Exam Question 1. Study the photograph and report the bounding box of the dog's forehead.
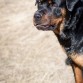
[36,0,65,6]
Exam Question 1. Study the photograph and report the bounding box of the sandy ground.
[0,0,75,83]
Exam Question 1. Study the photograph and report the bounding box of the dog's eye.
[53,8,62,17]
[39,8,47,15]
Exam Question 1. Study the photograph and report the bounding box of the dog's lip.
[35,24,49,29]
[35,24,49,27]
[36,24,49,28]
[35,24,57,30]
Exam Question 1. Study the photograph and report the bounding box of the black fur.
[56,0,83,55]
[35,0,83,55]
[34,0,83,81]
[34,0,83,65]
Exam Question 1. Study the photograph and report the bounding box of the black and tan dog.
[33,0,83,83]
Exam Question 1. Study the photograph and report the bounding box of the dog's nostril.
[34,13,42,20]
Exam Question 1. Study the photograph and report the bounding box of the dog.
[33,0,83,83]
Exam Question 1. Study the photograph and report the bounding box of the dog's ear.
[66,0,79,11]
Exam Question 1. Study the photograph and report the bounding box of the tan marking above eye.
[61,8,66,17]
[48,0,52,3]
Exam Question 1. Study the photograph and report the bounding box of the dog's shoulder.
[59,0,83,54]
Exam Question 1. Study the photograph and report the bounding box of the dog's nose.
[34,13,42,21]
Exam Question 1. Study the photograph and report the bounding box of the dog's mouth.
[35,24,57,31]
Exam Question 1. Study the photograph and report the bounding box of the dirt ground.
[0,0,75,83]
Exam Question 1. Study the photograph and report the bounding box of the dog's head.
[33,0,79,33]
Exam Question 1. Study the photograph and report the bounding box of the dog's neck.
[53,7,83,55]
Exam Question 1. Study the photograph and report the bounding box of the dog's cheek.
[51,17,63,25]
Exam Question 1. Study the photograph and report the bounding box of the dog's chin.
[35,25,57,31]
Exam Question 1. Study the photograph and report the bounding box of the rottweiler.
[33,0,83,83]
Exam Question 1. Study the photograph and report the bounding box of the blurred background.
[0,0,75,83]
